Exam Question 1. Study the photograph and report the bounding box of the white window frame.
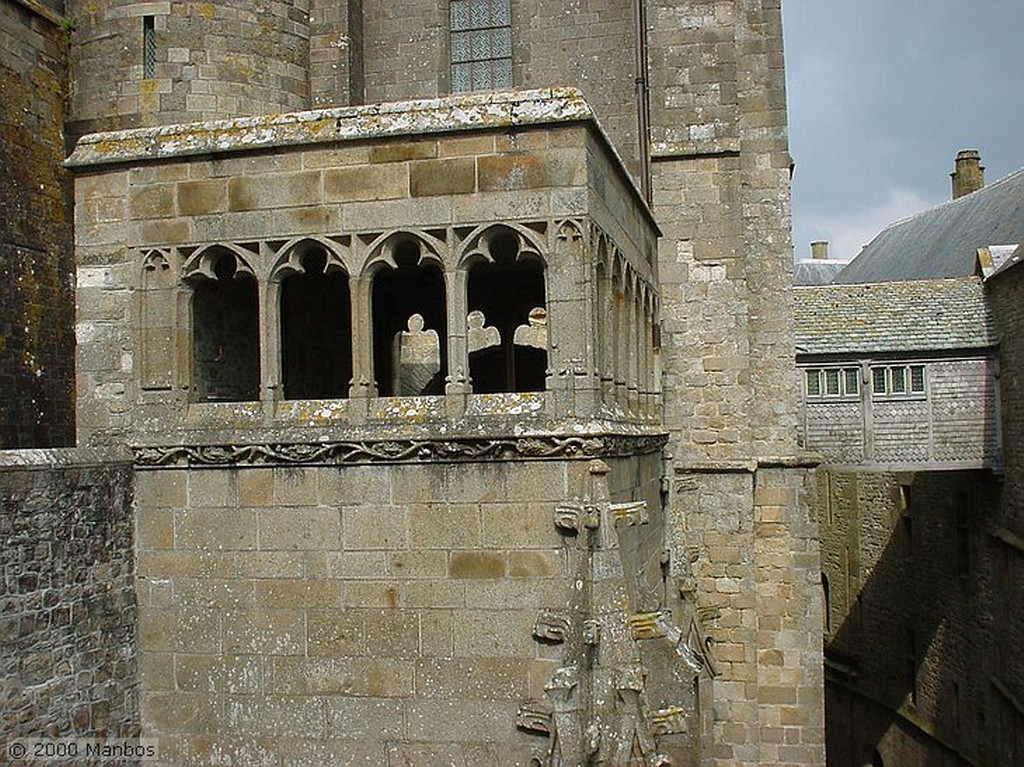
[805,366,860,400]
[870,363,927,399]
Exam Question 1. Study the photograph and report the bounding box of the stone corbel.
[627,611,669,641]
[554,501,600,534]
[516,699,554,734]
[650,706,688,736]
[533,610,572,643]
[610,500,648,527]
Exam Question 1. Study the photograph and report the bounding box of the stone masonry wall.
[816,469,1012,766]
[309,0,359,108]
[0,448,139,751]
[0,0,75,448]
[673,461,823,766]
[985,263,1024,765]
[990,264,1024,530]
[134,454,662,765]
[66,0,311,137]
[653,2,823,765]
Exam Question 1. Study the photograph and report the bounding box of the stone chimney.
[951,149,984,199]
[810,240,829,260]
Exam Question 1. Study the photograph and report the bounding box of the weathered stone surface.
[0,450,138,741]
[1,3,826,765]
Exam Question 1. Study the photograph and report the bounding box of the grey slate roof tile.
[834,167,1024,283]
[793,259,850,285]
[794,277,998,355]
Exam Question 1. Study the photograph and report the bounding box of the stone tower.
[61,1,822,764]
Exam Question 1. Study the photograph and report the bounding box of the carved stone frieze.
[133,433,668,468]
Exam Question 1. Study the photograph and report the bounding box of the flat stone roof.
[795,277,998,356]
[66,87,594,167]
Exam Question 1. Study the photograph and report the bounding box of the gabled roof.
[794,277,998,356]
[834,167,1024,283]
[980,243,1024,281]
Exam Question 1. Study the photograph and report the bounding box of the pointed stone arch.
[182,244,260,402]
[363,230,448,396]
[460,223,548,393]
[271,238,353,400]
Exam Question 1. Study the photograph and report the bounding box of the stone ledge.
[10,0,64,26]
[66,88,594,169]
[674,453,821,474]
[0,445,133,468]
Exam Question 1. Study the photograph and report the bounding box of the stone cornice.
[66,88,593,168]
[133,432,668,469]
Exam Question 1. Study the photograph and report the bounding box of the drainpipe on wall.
[633,0,652,204]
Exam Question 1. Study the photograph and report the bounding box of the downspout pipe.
[633,0,652,204]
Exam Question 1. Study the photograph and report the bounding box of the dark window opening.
[280,248,352,400]
[956,492,970,575]
[372,241,447,396]
[191,253,260,401]
[467,232,546,393]
[143,16,156,79]
[822,572,831,633]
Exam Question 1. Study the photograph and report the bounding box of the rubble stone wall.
[0,448,139,745]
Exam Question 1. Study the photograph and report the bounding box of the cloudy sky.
[782,1,1024,262]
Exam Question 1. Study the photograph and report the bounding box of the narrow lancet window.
[280,247,352,400]
[143,16,156,79]
[450,0,512,92]
[190,251,259,402]
[371,240,447,396]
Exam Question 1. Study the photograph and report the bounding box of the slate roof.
[793,259,850,286]
[834,167,1024,283]
[794,277,998,356]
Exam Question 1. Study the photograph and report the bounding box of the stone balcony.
[68,88,664,450]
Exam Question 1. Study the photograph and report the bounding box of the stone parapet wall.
[0,0,75,448]
[0,448,139,746]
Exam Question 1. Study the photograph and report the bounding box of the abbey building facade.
[2,2,823,765]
